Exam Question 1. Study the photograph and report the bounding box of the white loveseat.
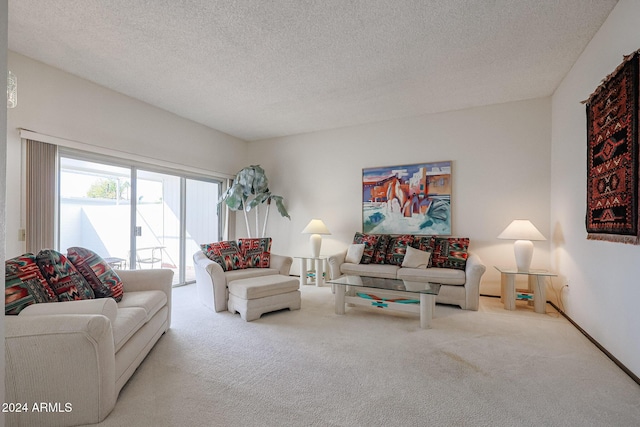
[4,268,173,426]
[193,250,293,312]
[328,250,486,310]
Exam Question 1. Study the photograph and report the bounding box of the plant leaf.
[271,195,290,219]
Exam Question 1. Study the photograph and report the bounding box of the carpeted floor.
[93,284,640,427]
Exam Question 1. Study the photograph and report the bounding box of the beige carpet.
[93,284,640,426]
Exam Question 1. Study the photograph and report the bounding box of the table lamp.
[497,219,546,272]
[302,219,331,258]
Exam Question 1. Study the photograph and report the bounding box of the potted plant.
[219,165,290,238]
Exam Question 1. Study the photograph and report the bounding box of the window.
[59,151,221,286]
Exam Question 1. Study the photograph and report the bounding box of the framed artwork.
[362,161,452,235]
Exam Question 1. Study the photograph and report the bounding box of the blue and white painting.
[362,161,452,235]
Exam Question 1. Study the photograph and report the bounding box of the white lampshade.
[498,220,545,272]
[302,219,331,258]
[497,220,546,241]
[301,219,331,235]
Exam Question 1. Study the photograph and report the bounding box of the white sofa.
[328,251,486,310]
[4,268,173,426]
[193,250,293,312]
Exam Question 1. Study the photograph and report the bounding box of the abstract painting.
[362,161,452,235]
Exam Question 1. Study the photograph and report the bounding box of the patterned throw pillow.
[201,241,245,271]
[385,234,415,265]
[430,237,470,270]
[371,235,391,264]
[5,253,58,315]
[412,235,435,252]
[238,238,272,268]
[66,247,124,302]
[353,232,379,264]
[36,249,95,301]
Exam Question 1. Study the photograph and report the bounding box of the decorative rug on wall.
[584,49,640,244]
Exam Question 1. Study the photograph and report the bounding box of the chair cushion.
[238,238,272,268]
[224,268,279,282]
[66,247,124,302]
[201,241,244,271]
[228,275,299,300]
[5,253,57,315]
[36,249,95,301]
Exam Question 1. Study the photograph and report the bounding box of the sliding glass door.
[58,152,221,286]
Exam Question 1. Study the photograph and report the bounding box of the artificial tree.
[219,165,290,238]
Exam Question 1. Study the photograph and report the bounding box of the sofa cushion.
[385,234,415,265]
[345,244,365,264]
[397,266,466,285]
[67,247,124,302]
[412,235,435,252]
[340,262,399,279]
[431,237,470,270]
[36,249,95,301]
[5,253,58,315]
[19,298,119,324]
[353,232,379,264]
[371,235,391,264]
[201,241,245,271]
[112,307,147,352]
[238,238,272,268]
[228,275,299,300]
[117,290,167,322]
[402,246,431,269]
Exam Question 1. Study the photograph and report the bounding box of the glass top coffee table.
[326,275,441,329]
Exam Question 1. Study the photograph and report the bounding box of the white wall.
[551,0,640,377]
[5,51,248,258]
[249,97,552,294]
[1,1,8,424]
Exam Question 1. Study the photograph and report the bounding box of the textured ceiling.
[8,1,618,141]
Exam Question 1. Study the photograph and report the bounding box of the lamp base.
[514,239,534,272]
[310,234,322,258]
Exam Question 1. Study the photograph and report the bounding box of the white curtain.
[25,139,57,252]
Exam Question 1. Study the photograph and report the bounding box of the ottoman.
[227,275,301,321]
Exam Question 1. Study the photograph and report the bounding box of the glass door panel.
[135,169,181,285]
[185,179,220,283]
[59,158,131,268]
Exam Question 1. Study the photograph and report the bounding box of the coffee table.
[327,275,441,329]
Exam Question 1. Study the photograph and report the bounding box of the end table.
[494,266,557,314]
[294,256,327,287]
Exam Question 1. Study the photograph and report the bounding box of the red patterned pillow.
[66,247,124,302]
[36,249,95,301]
[431,237,470,270]
[5,253,58,315]
[238,238,272,268]
[353,233,379,264]
[385,234,415,265]
[201,241,245,271]
[412,235,435,252]
[371,235,391,264]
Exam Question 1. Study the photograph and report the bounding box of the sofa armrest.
[5,315,117,425]
[19,298,118,324]
[327,250,347,280]
[270,253,293,276]
[115,268,173,327]
[464,252,487,311]
[193,251,228,312]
